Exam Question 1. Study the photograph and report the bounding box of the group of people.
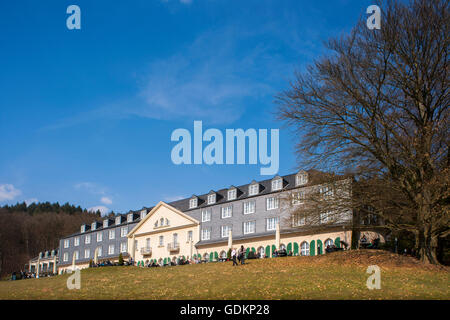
[231,245,248,266]
[10,270,55,280]
[360,234,380,249]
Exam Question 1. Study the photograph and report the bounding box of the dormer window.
[189,197,198,209]
[127,214,133,223]
[165,218,170,226]
[140,210,147,220]
[272,178,282,191]
[207,193,216,205]
[227,188,237,201]
[249,183,259,196]
[91,222,97,231]
[296,172,308,186]
[160,218,164,226]
[103,220,109,228]
[80,225,86,233]
[115,216,121,225]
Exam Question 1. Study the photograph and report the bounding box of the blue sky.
[0,0,373,214]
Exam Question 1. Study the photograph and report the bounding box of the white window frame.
[64,239,69,248]
[294,215,306,226]
[97,246,102,257]
[266,217,279,231]
[221,225,231,238]
[201,209,211,222]
[189,198,197,209]
[243,221,256,234]
[74,237,80,247]
[301,242,310,256]
[103,220,109,228]
[207,193,216,205]
[221,205,232,218]
[84,249,90,259]
[121,227,127,237]
[249,184,259,196]
[201,228,211,241]
[63,252,68,262]
[187,230,193,241]
[320,211,331,224]
[97,232,102,242]
[159,235,164,246]
[296,174,308,186]
[243,201,255,214]
[127,214,133,223]
[74,250,79,260]
[227,189,237,201]
[272,179,282,191]
[266,197,279,210]
[115,216,121,225]
[292,191,306,205]
[140,210,147,220]
[108,244,115,255]
[85,234,91,244]
[120,242,127,253]
[109,229,115,240]
[91,222,97,231]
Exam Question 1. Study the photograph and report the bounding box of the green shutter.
[163,258,167,265]
[271,245,276,257]
[335,237,341,248]
[209,252,213,262]
[265,245,270,257]
[310,240,315,256]
[287,243,292,252]
[214,252,218,260]
[245,248,250,258]
[293,242,299,255]
[317,240,323,255]
[251,247,256,253]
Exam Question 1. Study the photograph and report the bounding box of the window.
[173,233,178,244]
[243,201,255,214]
[80,225,86,233]
[266,217,279,231]
[272,179,282,191]
[121,227,127,237]
[140,210,147,220]
[249,184,259,196]
[201,209,211,222]
[325,239,334,248]
[97,246,102,257]
[135,240,138,251]
[74,250,79,260]
[227,189,237,201]
[243,221,256,234]
[266,197,279,210]
[109,229,115,240]
[189,198,197,209]
[221,225,231,238]
[159,236,164,246]
[74,237,80,247]
[115,216,121,225]
[294,215,305,226]
[201,228,210,241]
[63,252,68,262]
[84,249,90,259]
[319,186,333,199]
[221,205,232,218]
[103,220,109,228]
[108,244,115,255]
[207,193,216,204]
[91,222,97,231]
[85,234,91,244]
[64,239,70,248]
[127,214,133,223]
[97,232,102,242]
[320,211,332,224]
[296,173,308,186]
[292,191,306,205]
[301,241,310,256]
[187,230,193,241]
[145,238,150,248]
[120,242,127,253]
[165,218,170,226]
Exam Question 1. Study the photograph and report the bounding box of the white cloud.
[101,196,113,205]
[25,198,38,206]
[0,184,22,202]
[88,206,111,216]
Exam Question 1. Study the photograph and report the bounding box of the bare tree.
[276,0,449,264]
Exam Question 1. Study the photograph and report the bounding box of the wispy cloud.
[88,205,111,216]
[0,184,22,202]
[101,196,113,205]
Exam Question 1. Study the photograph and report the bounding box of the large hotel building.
[28,170,384,273]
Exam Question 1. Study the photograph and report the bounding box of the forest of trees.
[0,202,101,277]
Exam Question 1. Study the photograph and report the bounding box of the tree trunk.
[418,227,439,264]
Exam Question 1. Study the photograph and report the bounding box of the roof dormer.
[207,191,216,205]
[295,170,308,186]
[127,212,135,223]
[140,209,147,220]
[80,224,87,233]
[91,221,101,231]
[248,180,260,196]
[115,215,125,225]
[271,176,283,191]
[227,186,237,201]
[189,196,198,209]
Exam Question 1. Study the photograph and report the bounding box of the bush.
[227,248,231,260]
[118,253,124,266]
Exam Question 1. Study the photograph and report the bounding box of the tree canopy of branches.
[0,202,100,276]
[276,0,449,264]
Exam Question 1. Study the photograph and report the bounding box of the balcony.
[167,242,180,252]
[140,247,152,256]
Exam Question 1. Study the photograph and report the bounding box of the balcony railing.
[140,247,152,255]
[167,242,180,252]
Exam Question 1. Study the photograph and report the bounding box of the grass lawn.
[0,250,448,300]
